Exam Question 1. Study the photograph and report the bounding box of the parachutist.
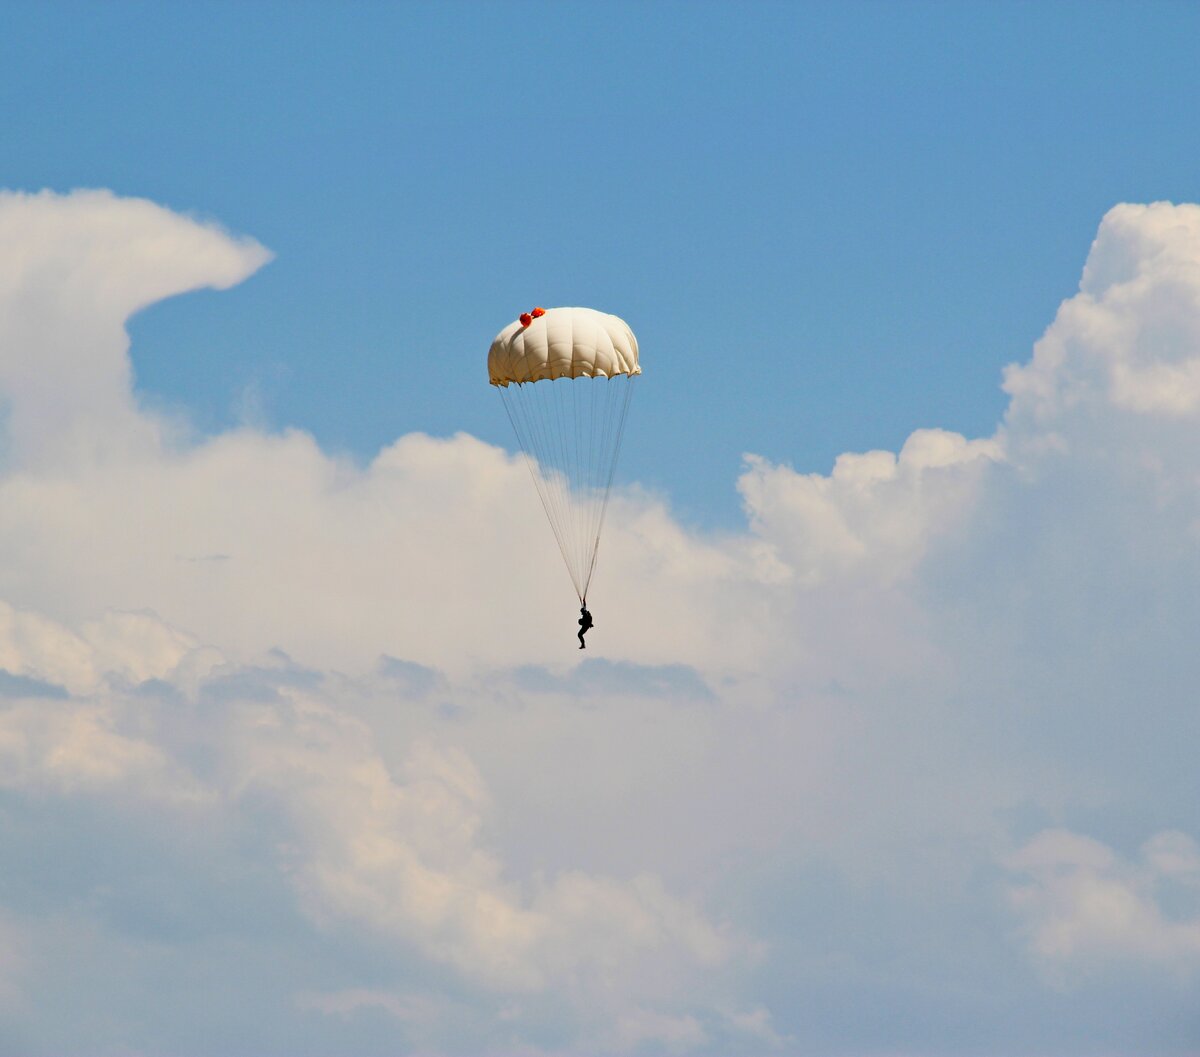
[577,605,593,649]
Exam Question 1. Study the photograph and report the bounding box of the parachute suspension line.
[572,377,586,581]
[501,379,585,599]
[582,374,615,601]
[551,379,578,591]
[581,374,635,601]
[541,382,577,593]
[499,386,577,592]
[497,373,636,604]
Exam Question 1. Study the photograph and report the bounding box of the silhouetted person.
[577,605,593,649]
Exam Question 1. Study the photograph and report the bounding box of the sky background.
[7,0,1200,525]
[2,3,1200,1055]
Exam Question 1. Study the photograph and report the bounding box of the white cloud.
[0,189,270,470]
[0,589,746,1047]
[217,685,749,999]
[720,1005,790,1049]
[0,599,210,799]
[2,190,1200,1054]
[1004,201,1200,426]
[738,427,1002,586]
[1006,829,1200,979]
[609,1007,708,1052]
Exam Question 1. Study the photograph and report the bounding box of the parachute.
[489,306,640,602]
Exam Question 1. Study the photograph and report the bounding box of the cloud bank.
[0,190,1198,1055]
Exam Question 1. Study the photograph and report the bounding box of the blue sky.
[6,1,1200,523]
[3,5,1200,1056]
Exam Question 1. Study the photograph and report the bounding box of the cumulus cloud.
[1005,202,1200,423]
[1007,829,1200,979]
[228,690,747,997]
[2,190,1200,1055]
[738,427,1002,586]
[0,601,754,1051]
[0,189,271,470]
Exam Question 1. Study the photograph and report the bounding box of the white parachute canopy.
[489,306,640,602]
